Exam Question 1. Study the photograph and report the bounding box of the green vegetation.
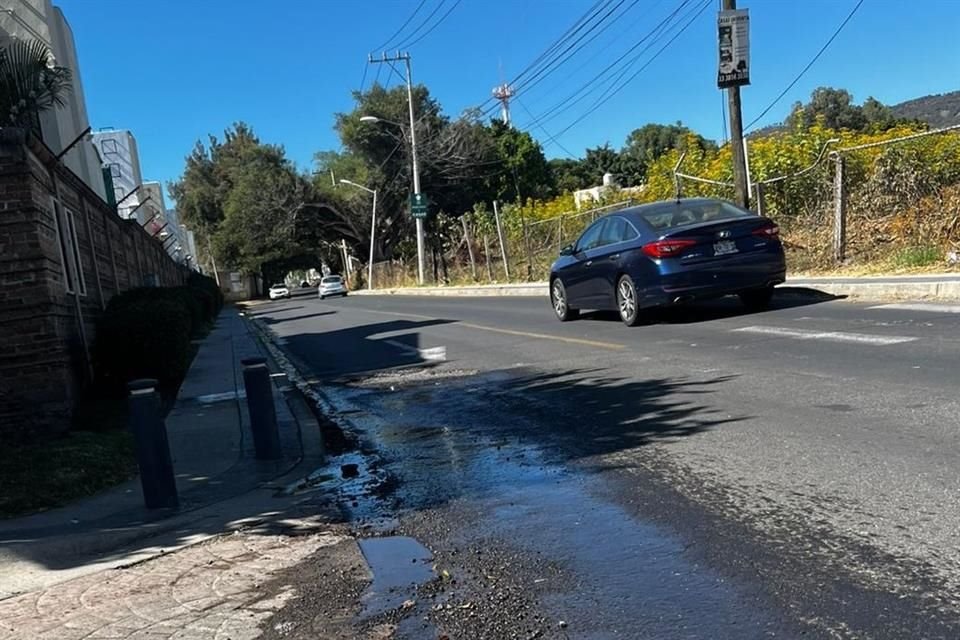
[892,246,941,269]
[171,85,960,285]
[0,429,137,518]
[0,274,223,517]
[0,39,72,127]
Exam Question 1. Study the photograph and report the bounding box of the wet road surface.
[251,292,960,638]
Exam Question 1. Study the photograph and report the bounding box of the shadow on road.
[349,367,746,512]
[281,318,454,379]
[260,311,337,325]
[578,287,844,325]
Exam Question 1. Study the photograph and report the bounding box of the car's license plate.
[713,240,738,256]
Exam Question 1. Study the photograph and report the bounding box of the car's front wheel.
[319,294,325,300]
[551,278,579,322]
[616,275,642,326]
[739,286,774,311]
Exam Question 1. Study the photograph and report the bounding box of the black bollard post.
[127,379,179,510]
[241,357,282,460]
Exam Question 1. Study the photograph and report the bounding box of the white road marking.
[384,339,448,362]
[868,303,960,314]
[733,325,917,345]
[194,390,246,403]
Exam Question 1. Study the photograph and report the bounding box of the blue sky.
[58,0,960,202]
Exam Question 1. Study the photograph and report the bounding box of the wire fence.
[673,125,960,272]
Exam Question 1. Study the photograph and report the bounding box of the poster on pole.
[717,9,750,89]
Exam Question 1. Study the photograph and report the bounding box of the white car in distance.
[268,283,291,300]
[319,275,348,300]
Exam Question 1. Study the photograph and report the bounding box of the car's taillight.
[641,238,697,259]
[753,224,780,240]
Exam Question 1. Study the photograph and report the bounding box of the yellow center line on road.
[349,306,626,351]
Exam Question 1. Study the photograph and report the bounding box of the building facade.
[91,129,144,219]
[0,0,106,199]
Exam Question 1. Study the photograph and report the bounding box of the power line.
[392,0,448,49]
[386,60,406,87]
[402,0,463,48]
[474,0,609,114]
[744,0,865,132]
[519,0,667,108]
[511,0,638,97]
[360,61,369,93]
[518,0,694,130]
[551,0,712,140]
[373,0,428,52]
[515,97,579,158]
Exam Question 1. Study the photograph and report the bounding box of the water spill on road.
[358,536,435,618]
[320,372,792,637]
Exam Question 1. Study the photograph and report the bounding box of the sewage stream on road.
[313,373,802,638]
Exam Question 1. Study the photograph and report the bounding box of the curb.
[352,277,960,301]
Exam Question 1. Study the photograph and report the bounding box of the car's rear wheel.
[616,275,642,326]
[739,286,774,311]
[551,278,579,322]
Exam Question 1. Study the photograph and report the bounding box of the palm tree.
[0,38,72,129]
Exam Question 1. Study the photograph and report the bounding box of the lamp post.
[359,114,424,285]
[339,178,377,290]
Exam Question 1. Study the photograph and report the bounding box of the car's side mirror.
[560,244,575,256]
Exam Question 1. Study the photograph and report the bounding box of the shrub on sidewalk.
[93,297,192,393]
[187,272,223,315]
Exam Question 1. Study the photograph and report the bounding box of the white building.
[0,0,106,199]
[573,172,645,210]
[91,128,144,218]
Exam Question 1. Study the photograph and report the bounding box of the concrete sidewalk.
[354,273,960,300]
[0,309,325,601]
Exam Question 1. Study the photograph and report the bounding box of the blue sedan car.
[549,198,786,326]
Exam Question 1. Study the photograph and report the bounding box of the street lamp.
[339,178,378,291]
[359,112,424,285]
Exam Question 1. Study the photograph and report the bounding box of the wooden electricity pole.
[723,0,749,210]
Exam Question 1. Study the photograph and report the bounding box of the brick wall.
[0,129,188,443]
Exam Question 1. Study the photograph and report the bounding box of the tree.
[621,123,716,184]
[0,39,72,128]
[787,87,868,131]
[486,119,553,203]
[581,144,620,186]
[549,158,590,193]
[169,123,322,280]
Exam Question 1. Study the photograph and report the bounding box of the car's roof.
[270,283,286,288]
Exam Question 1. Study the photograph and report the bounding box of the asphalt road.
[252,290,960,638]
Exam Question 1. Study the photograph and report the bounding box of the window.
[64,208,88,296]
[108,163,121,178]
[101,139,118,153]
[639,200,752,231]
[575,220,606,252]
[600,217,636,245]
[114,187,125,202]
[50,198,87,295]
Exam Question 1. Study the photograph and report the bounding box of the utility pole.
[368,52,426,285]
[721,0,749,209]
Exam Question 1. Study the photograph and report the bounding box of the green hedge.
[93,298,192,392]
[187,272,223,315]
[93,275,224,394]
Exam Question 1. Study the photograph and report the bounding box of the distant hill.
[890,90,960,129]
[746,90,960,139]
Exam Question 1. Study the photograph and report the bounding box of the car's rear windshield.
[638,201,751,231]
[322,276,342,283]
[271,284,285,288]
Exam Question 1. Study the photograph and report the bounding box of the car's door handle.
[609,253,620,261]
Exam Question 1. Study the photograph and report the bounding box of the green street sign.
[410,192,428,219]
